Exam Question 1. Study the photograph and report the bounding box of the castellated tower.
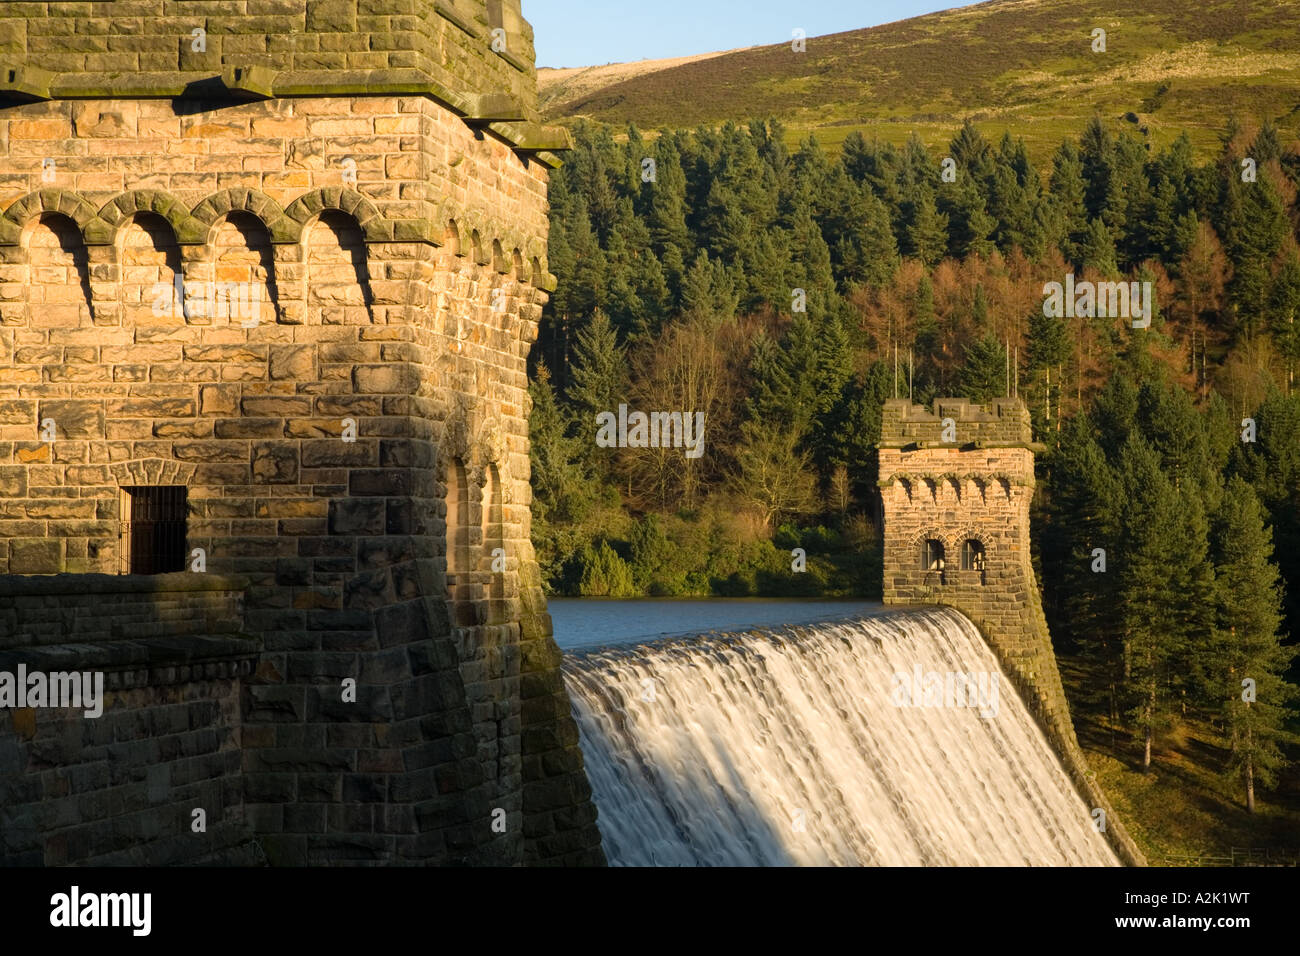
[0,2,604,866]
[878,397,1059,709]
[878,397,1144,865]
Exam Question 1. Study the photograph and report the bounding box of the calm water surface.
[547,598,883,651]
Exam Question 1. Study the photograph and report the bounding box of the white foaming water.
[563,607,1118,866]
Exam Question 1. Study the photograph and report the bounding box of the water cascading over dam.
[564,608,1118,866]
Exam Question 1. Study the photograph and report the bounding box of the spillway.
[563,607,1118,866]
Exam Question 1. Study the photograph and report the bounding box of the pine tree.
[1050,140,1089,264]
[645,132,691,257]
[821,362,892,498]
[681,250,739,320]
[1226,174,1288,340]
[787,202,836,306]
[528,364,596,582]
[989,134,1045,256]
[1210,476,1297,811]
[1139,170,1179,262]
[1109,133,1148,265]
[1081,218,1119,277]
[564,196,607,317]
[1027,306,1070,430]
[1044,416,1124,721]
[842,133,904,229]
[1233,391,1300,640]
[1080,117,1121,231]
[1251,121,1282,164]
[939,175,996,260]
[905,185,949,267]
[569,310,629,437]
[579,540,636,597]
[746,231,793,314]
[1269,252,1300,392]
[827,176,899,288]
[948,119,995,181]
[1090,371,1139,460]
[960,333,1007,403]
[1115,437,1199,771]
[911,274,939,378]
[1134,380,1214,500]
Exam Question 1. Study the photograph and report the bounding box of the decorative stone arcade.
[0,1,604,867]
[878,397,1145,866]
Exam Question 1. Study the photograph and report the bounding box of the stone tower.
[0,1,604,866]
[878,397,1144,865]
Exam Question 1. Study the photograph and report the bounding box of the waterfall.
[563,607,1117,866]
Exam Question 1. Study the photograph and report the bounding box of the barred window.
[122,486,187,575]
[921,539,945,572]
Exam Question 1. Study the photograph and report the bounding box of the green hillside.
[540,0,1300,161]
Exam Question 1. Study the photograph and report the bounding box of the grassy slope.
[538,48,750,113]
[541,0,1300,162]
[1058,657,1300,864]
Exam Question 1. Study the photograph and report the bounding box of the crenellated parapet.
[0,0,570,165]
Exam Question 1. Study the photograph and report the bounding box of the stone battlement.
[0,1,568,160]
[880,397,1035,447]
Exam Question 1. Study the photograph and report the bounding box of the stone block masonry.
[879,398,1145,866]
[0,1,603,866]
[0,574,260,865]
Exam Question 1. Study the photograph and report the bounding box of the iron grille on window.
[961,540,986,571]
[921,539,945,571]
[123,486,187,574]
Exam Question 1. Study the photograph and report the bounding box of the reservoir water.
[548,597,880,651]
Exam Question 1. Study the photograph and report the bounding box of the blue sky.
[525,0,981,68]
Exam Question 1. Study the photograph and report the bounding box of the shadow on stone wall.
[0,573,260,865]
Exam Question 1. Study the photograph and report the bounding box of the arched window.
[445,458,475,623]
[921,539,945,584]
[962,539,986,584]
[482,463,504,601]
[446,459,471,577]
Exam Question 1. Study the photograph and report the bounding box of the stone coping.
[883,397,1029,420]
[876,440,1047,452]
[0,634,259,680]
[0,70,572,160]
[0,572,249,598]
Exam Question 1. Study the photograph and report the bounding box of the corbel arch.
[98,189,205,244]
[1,188,109,245]
[189,188,292,245]
[282,187,385,243]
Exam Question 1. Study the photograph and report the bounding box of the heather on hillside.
[541,0,1300,163]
